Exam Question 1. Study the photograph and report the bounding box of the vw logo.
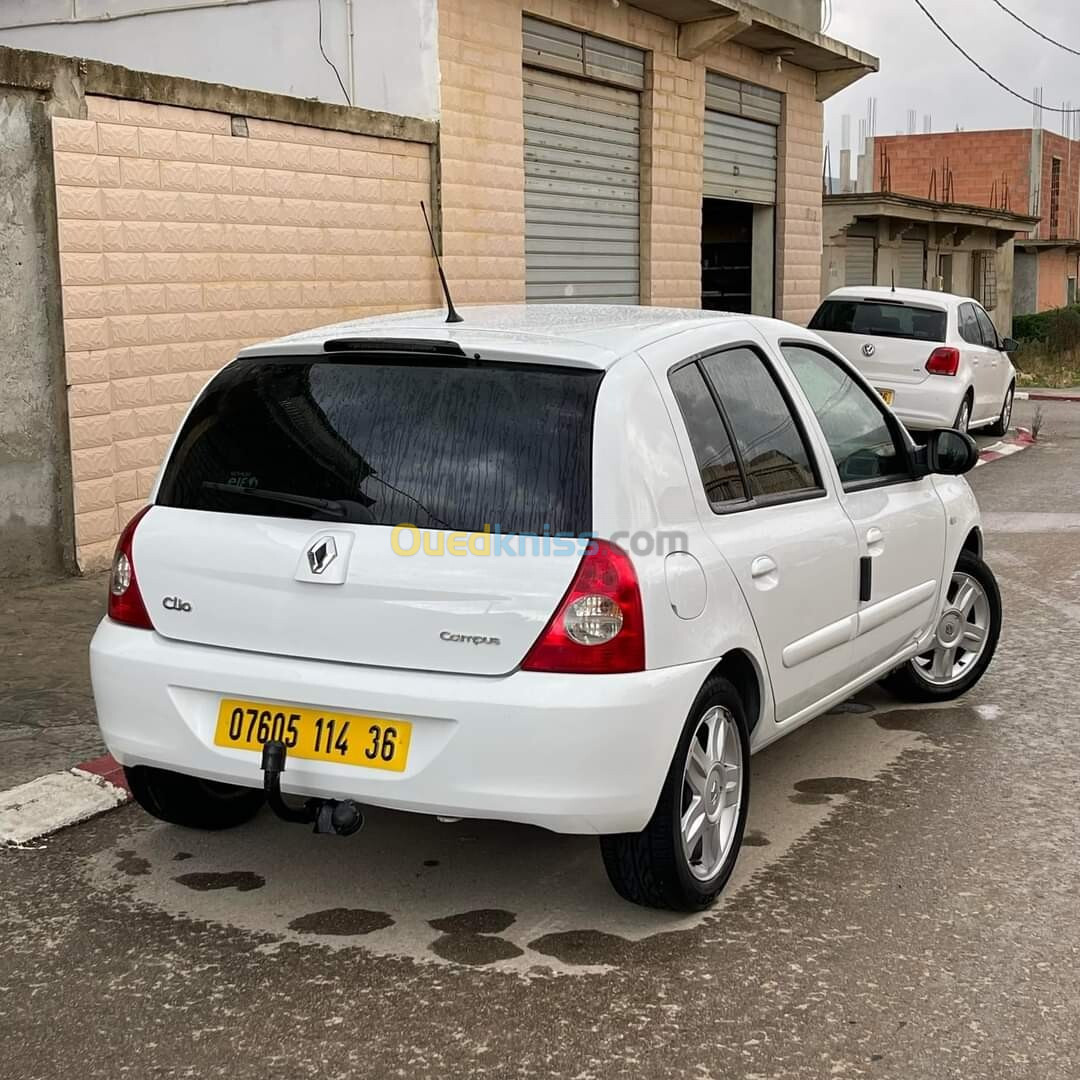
[307,536,338,575]
[861,342,876,358]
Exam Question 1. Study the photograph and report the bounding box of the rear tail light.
[522,539,644,674]
[108,506,154,629]
[926,346,960,376]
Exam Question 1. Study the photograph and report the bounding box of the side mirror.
[926,428,979,475]
[1001,337,1019,353]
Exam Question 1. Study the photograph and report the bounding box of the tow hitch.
[259,740,364,837]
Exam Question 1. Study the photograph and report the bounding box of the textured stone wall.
[54,97,438,569]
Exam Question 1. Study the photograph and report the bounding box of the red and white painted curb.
[1016,391,1080,403]
[975,427,1036,468]
[0,754,129,846]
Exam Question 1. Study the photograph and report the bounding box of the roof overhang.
[824,192,1040,234]
[629,0,878,99]
[1015,238,1080,252]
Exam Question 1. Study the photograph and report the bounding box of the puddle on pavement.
[84,702,938,975]
[288,908,393,936]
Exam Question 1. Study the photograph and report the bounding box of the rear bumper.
[885,379,968,430]
[90,620,712,835]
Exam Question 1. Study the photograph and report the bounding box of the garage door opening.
[701,198,774,314]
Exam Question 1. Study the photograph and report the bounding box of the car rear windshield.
[809,300,947,344]
[156,354,603,535]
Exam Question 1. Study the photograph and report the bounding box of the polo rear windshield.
[156,353,603,535]
[810,300,947,344]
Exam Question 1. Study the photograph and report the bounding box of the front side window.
[669,363,746,509]
[958,303,981,346]
[973,305,1000,350]
[700,347,820,500]
[782,344,909,487]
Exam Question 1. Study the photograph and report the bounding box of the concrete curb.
[0,753,129,846]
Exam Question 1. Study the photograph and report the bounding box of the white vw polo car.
[91,305,1001,910]
[810,286,1018,436]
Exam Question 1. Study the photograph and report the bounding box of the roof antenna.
[420,201,463,324]
[891,269,896,293]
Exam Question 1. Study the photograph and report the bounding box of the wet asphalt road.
[2,399,1079,1079]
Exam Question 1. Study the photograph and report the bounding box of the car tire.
[125,765,264,830]
[985,383,1015,437]
[599,676,750,911]
[953,393,973,434]
[880,551,1001,703]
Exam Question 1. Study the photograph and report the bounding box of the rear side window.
[810,300,947,344]
[700,347,820,499]
[157,355,603,535]
[669,364,746,508]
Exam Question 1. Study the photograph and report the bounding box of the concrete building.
[822,192,1039,336]
[0,0,877,575]
[863,128,1080,316]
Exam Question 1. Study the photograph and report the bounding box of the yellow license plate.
[875,387,895,406]
[215,699,411,772]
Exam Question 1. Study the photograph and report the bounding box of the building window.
[1050,157,1062,239]
[971,251,998,311]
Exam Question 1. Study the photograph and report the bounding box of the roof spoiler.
[323,338,467,357]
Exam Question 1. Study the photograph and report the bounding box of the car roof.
[238,304,753,369]
[821,286,967,310]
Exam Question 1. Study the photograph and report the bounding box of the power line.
[987,0,1080,59]
[316,0,351,105]
[911,0,1080,114]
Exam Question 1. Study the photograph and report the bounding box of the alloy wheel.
[913,571,991,685]
[956,399,971,434]
[681,705,743,881]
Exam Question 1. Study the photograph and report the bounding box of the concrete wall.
[0,0,440,120]
[821,213,1018,334]
[0,85,75,577]
[753,0,823,33]
[437,0,825,322]
[1014,249,1037,317]
[55,95,439,570]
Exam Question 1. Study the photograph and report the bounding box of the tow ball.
[259,740,364,837]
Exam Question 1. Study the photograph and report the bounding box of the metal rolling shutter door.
[900,240,926,288]
[523,19,643,304]
[845,236,875,285]
[703,73,780,205]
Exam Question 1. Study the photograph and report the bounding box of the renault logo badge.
[307,537,338,575]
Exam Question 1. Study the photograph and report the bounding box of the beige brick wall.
[54,97,438,570]
[438,0,824,319]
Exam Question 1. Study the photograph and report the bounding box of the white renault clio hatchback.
[810,287,1018,436]
[91,305,1001,910]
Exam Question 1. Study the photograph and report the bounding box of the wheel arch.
[961,526,983,560]
[702,649,763,735]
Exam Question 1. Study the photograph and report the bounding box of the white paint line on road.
[0,770,129,846]
[976,441,1028,467]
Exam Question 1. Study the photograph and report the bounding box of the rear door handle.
[866,527,884,556]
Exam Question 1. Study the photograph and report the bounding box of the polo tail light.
[522,539,645,674]
[108,506,154,629]
[926,346,960,376]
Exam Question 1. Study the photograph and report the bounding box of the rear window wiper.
[201,482,368,521]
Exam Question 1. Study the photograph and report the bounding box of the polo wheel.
[599,677,750,911]
[985,383,1015,437]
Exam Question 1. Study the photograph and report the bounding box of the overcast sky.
[824,0,1080,180]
